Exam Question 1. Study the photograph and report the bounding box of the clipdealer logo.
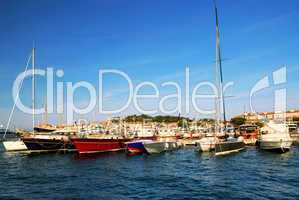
[12,66,287,125]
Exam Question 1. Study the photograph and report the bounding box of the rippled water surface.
[0,145,298,200]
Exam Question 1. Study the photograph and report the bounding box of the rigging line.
[3,53,33,139]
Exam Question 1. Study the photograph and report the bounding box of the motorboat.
[258,121,292,153]
[143,141,179,154]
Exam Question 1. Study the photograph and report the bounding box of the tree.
[123,114,192,125]
[255,122,264,128]
[230,117,246,127]
[197,118,215,126]
[178,118,189,128]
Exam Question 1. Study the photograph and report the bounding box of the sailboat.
[18,47,74,152]
[213,2,245,156]
[2,125,27,151]
[197,2,245,155]
[1,50,33,151]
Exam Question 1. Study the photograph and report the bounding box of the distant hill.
[122,114,215,127]
[123,114,184,123]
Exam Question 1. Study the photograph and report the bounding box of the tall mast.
[32,47,35,133]
[214,1,227,132]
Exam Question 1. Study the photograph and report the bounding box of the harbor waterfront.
[0,145,298,199]
[1,0,299,199]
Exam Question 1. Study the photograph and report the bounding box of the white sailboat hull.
[197,137,216,152]
[2,140,27,151]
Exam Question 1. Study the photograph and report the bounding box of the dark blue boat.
[22,135,74,152]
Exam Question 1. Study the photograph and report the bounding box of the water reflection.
[74,151,125,160]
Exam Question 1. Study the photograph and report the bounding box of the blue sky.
[0,0,299,128]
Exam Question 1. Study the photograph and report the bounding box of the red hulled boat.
[71,138,131,154]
